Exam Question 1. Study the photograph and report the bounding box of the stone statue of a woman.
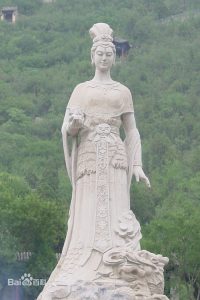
[37,23,169,300]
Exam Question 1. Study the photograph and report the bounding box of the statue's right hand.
[69,114,84,129]
[61,108,84,136]
[68,108,84,130]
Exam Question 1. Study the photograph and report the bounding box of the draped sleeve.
[121,85,134,114]
[67,83,86,110]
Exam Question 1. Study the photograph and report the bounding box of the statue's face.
[93,46,115,71]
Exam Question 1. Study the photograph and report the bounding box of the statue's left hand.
[132,166,151,188]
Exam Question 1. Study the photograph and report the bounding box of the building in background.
[1,7,18,23]
[113,37,132,59]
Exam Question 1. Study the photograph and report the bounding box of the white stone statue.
[37,23,169,300]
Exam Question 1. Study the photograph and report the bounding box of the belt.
[80,123,119,144]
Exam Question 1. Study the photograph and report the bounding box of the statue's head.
[89,23,116,69]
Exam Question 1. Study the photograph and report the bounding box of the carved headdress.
[89,23,113,43]
[89,23,115,51]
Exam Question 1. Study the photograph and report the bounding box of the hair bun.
[89,23,113,43]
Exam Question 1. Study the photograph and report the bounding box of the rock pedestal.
[39,249,169,300]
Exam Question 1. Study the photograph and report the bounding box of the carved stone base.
[38,250,170,300]
[41,281,169,300]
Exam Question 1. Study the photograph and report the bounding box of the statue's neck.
[92,69,113,84]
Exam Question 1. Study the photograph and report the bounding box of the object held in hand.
[69,108,84,128]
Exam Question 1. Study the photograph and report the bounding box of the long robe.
[37,80,142,298]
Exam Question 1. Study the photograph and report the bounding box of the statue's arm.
[61,83,85,137]
[122,113,151,188]
[61,108,84,137]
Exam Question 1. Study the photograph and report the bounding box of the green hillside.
[0,0,200,299]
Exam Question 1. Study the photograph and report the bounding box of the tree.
[0,173,66,298]
[142,195,200,299]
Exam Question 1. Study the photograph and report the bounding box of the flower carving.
[115,211,142,242]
